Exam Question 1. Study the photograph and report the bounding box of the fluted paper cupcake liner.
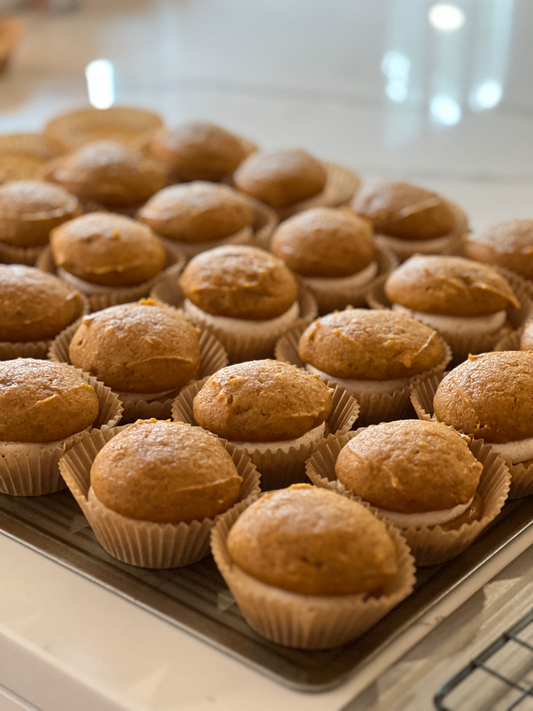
[306,430,510,566]
[0,242,45,266]
[275,321,451,426]
[275,162,361,221]
[0,292,89,361]
[367,267,532,361]
[0,369,123,496]
[59,425,261,568]
[172,377,359,490]
[44,106,164,152]
[372,199,468,264]
[0,132,66,182]
[210,496,415,649]
[302,247,398,315]
[49,314,229,423]
[494,327,523,352]
[411,374,533,499]
[37,240,187,312]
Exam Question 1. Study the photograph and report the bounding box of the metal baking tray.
[0,489,532,692]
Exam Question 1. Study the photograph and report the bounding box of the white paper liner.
[275,162,361,221]
[36,241,187,313]
[411,373,533,499]
[300,247,398,315]
[0,291,89,361]
[151,278,317,364]
[48,308,229,424]
[305,430,510,567]
[0,369,123,496]
[275,320,451,426]
[210,495,415,649]
[366,267,532,361]
[59,425,261,568]
[372,199,468,263]
[172,378,359,491]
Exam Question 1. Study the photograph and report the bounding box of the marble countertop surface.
[1,1,533,709]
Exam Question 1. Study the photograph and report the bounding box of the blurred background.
[0,0,531,229]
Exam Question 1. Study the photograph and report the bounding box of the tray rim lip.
[0,495,532,693]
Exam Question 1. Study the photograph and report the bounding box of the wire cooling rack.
[434,609,533,711]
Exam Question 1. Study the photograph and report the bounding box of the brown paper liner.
[275,320,451,426]
[0,369,123,496]
[373,200,468,264]
[155,286,316,364]
[210,496,415,649]
[276,162,361,221]
[0,292,89,361]
[412,374,533,499]
[36,240,186,312]
[0,242,45,266]
[0,132,65,184]
[494,327,523,352]
[306,430,510,567]
[366,267,532,361]
[44,106,164,152]
[301,247,398,315]
[59,425,261,568]
[172,378,359,490]
[49,314,229,423]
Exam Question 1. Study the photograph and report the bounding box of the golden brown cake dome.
[0,180,80,248]
[227,484,398,596]
[193,360,332,442]
[51,140,168,207]
[137,181,255,243]
[385,255,519,317]
[434,352,533,444]
[90,419,242,523]
[149,121,249,182]
[335,420,483,515]
[180,244,298,320]
[270,207,376,277]
[298,308,444,380]
[352,180,456,241]
[0,264,83,342]
[465,219,533,281]
[68,300,201,393]
[233,149,327,209]
[0,359,99,443]
[50,212,167,287]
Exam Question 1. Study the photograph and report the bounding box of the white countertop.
[1,2,533,709]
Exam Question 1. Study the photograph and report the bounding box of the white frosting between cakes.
[377,232,455,253]
[301,260,378,289]
[231,421,326,454]
[489,436,533,464]
[304,364,412,394]
[375,496,474,529]
[170,225,254,259]
[184,299,300,335]
[392,303,507,335]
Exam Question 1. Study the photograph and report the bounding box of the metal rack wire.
[435,609,533,710]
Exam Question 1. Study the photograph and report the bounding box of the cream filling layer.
[392,303,507,335]
[58,269,126,295]
[490,436,533,464]
[377,232,454,253]
[184,299,300,335]
[232,422,326,454]
[168,225,254,259]
[305,364,412,394]
[375,496,474,529]
[302,261,378,289]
